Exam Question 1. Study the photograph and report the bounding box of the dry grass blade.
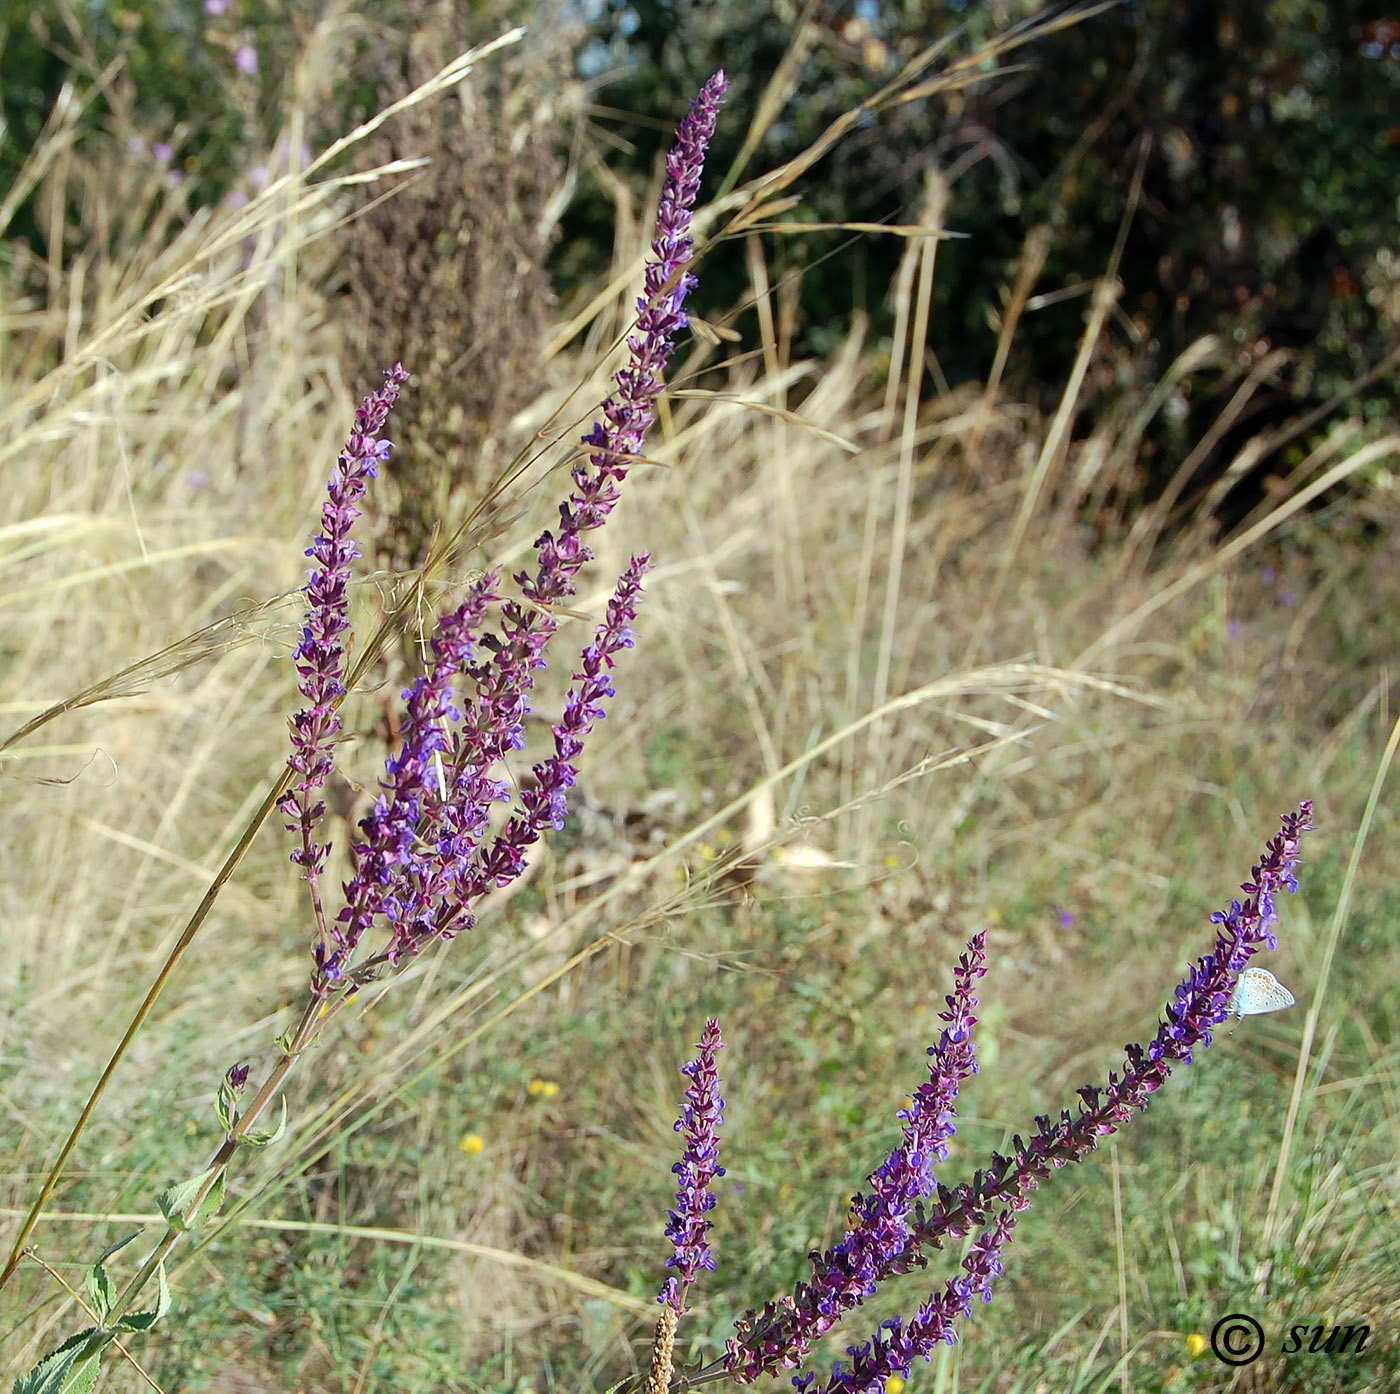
[0,597,287,754]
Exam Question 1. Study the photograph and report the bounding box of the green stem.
[0,774,295,1291]
[102,989,349,1327]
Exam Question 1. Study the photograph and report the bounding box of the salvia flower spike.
[279,365,408,899]
[689,801,1313,1391]
[726,935,988,1380]
[661,1018,727,1316]
[287,72,726,990]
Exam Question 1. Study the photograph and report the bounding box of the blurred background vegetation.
[2,1,1398,1391]
[6,0,1398,514]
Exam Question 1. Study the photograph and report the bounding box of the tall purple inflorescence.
[704,802,1314,1393]
[727,936,987,1378]
[281,73,727,990]
[280,364,408,898]
[661,1019,727,1315]
[890,800,1316,1271]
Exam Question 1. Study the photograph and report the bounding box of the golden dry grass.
[3,10,1399,1393]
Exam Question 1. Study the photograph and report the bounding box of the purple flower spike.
[280,364,408,887]
[467,69,727,772]
[661,1019,726,1314]
[812,1210,1020,1394]
[591,68,727,485]
[321,575,500,984]
[727,934,987,1381]
[707,804,1314,1391]
[390,555,653,966]
[901,802,1314,1279]
[291,74,727,990]
[1210,798,1310,961]
[531,71,727,613]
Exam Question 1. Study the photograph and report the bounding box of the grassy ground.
[3,14,1400,1394]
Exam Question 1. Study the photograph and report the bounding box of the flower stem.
[102,989,341,1327]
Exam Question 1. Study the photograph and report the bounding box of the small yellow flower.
[886,1377,905,1394]
[459,1133,485,1156]
[528,1078,561,1099]
[1185,1332,1208,1358]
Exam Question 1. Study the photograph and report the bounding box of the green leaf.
[80,1235,138,1324]
[11,1328,107,1394]
[241,1095,287,1148]
[112,1260,171,1334]
[82,1264,114,1325]
[94,1233,139,1263]
[216,1075,240,1134]
[156,1166,226,1232]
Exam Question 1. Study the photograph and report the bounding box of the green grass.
[4,10,1400,1394]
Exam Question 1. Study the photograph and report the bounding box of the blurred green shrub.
[580,0,1400,503]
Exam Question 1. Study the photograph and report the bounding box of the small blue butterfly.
[1229,966,1296,1021]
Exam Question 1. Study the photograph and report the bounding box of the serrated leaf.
[241,1096,287,1148]
[156,1167,226,1232]
[82,1262,114,1324]
[11,1328,107,1394]
[77,1234,139,1326]
[112,1260,171,1334]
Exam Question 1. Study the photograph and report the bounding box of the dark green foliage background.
[583,0,1400,499]
[4,0,1398,496]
